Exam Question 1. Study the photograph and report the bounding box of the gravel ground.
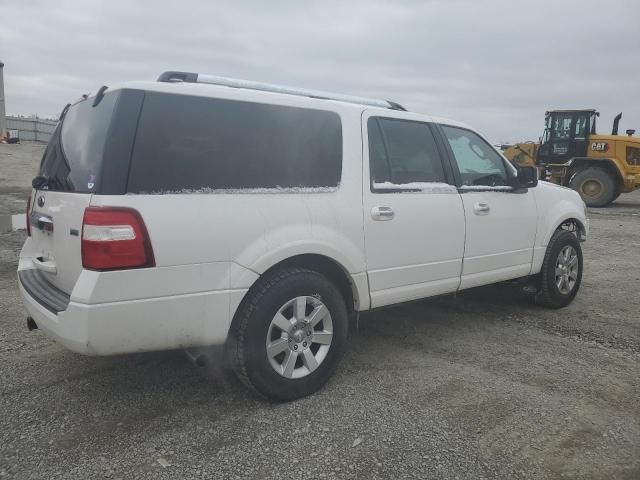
[0,144,639,479]
[0,142,45,215]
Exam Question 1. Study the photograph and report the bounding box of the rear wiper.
[32,175,49,190]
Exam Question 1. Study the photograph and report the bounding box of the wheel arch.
[264,253,363,314]
[230,253,368,336]
[568,158,624,188]
[546,216,588,246]
[553,217,587,240]
[531,214,587,280]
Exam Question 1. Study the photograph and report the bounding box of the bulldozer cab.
[536,109,598,164]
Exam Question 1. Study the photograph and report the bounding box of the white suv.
[18,72,588,400]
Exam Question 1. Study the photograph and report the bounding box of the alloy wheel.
[266,296,333,379]
[555,245,579,294]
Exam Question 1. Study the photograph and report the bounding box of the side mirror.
[517,166,538,188]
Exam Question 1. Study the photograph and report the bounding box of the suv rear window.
[39,91,120,193]
[127,92,343,193]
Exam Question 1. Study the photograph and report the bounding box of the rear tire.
[227,267,348,401]
[536,229,583,308]
[569,167,618,207]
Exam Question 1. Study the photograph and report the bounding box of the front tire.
[228,267,349,401]
[536,229,583,308]
[569,167,618,207]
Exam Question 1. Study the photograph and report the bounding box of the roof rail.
[157,71,406,111]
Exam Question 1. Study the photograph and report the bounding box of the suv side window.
[441,125,510,188]
[368,117,447,192]
[128,92,342,193]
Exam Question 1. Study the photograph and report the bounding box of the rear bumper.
[18,269,70,313]
[18,268,248,356]
[18,279,91,354]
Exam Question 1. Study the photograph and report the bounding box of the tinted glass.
[368,117,446,191]
[40,92,119,192]
[127,93,342,193]
[442,125,509,187]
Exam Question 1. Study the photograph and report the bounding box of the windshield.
[39,91,119,192]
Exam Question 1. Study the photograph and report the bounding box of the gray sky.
[1,0,639,143]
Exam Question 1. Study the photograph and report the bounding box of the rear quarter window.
[127,92,343,193]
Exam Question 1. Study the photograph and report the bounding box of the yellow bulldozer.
[501,109,640,207]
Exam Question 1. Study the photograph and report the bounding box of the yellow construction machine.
[501,109,640,207]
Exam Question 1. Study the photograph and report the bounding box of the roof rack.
[157,71,406,111]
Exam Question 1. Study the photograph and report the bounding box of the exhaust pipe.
[183,347,208,367]
[26,317,38,331]
[612,112,622,135]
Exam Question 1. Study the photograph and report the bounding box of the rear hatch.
[28,90,122,294]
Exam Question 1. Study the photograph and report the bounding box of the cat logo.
[591,142,609,152]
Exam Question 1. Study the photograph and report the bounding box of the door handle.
[473,202,490,215]
[371,206,395,221]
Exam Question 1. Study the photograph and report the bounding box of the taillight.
[26,194,32,237]
[81,207,155,271]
